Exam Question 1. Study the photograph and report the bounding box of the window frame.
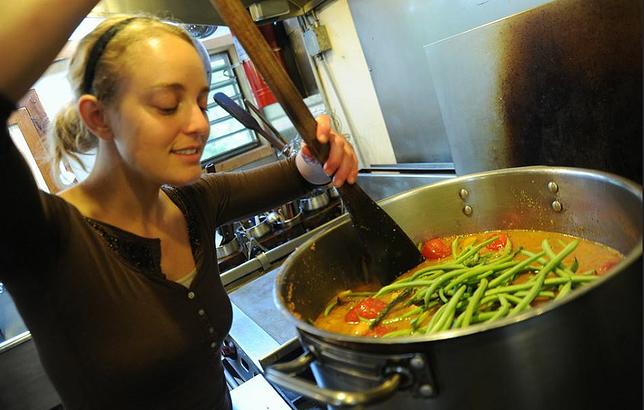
[200,50,262,167]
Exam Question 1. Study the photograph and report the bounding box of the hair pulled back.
[49,15,198,171]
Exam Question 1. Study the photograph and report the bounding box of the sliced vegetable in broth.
[314,230,623,338]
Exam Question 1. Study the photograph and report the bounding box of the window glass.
[201,51,259,163]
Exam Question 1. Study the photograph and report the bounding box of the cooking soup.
[314,230,622,338]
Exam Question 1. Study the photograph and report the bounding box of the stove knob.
[221,340,237,359]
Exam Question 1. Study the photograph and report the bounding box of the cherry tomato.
[597,259,619,276]
[421,238,451,260]
[344,298,388,323]
[486,233,508,251]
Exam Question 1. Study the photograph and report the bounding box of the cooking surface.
[229,267,297,345]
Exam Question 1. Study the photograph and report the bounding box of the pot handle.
[265,351,402,407]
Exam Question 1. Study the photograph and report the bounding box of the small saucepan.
[299,189,330,212]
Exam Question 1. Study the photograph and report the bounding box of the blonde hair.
[49,15,197,171]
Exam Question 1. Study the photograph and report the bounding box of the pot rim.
[274,165,643,345]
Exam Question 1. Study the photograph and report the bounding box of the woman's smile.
[171,145,203,163]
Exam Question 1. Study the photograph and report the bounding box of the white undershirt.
[174,269,197,288]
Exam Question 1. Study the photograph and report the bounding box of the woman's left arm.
[195,116,358,224]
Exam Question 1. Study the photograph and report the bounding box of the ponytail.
[49,102,97,172]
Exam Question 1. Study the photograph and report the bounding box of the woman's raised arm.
[0,0,100,101]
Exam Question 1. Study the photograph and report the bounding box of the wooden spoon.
[208,0,424,283]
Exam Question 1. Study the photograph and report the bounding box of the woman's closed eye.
[157,105,178,115]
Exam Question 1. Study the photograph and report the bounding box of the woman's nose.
[185,103,210,138]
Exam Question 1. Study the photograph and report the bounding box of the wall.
[345,0,554,164]
[313,0,397,166]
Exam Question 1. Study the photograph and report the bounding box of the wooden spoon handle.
[209,0,330,162]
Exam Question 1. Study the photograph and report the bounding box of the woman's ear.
[78,95,113,140]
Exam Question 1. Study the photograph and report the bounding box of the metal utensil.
[212,92,287,152]
[244,98,288,147]
[209,0,424,284]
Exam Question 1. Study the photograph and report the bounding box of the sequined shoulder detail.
[162,185,202,259]
[84,217,162,274]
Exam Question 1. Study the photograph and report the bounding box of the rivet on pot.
[459,188,469,200]
[419,384,434,397]
[410,355,425,369]
[463,205,473,216]
[552,200,563,212]
[548,181,559,193]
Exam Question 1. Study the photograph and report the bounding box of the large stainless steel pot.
[268,167,642,410]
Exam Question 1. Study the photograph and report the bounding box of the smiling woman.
[0,7,358,410]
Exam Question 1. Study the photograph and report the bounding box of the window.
[201,52,259,164]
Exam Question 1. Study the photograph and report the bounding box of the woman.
[0,3,358,409]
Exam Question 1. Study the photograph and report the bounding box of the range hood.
[91,0,326,25]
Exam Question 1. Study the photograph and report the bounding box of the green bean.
[423,304,447,334]
[323,297,339,316]
[410,309,430,331]
[542,240,575,277]
[485,274,594,297]
[396,305,425,319]
[462,279,489,327]
[381,316,408,325]
[555,281,572,300]
[429,285,467,333]
[383,304,431,324]
[456,236,498,263]
[486,242,516,265]
[485,282,534,296]
[470,311,497,323]
[480,292,523,306]
[514,290,555,299]
[520,250,573,278]
[401,263,466,282]
[487,296,511,322]
[570,257,579,273]
[510,239,579,315]
[375,280,434,296]
[381,328,413,338]
[422,267,474,306]
[467,269,496,285]
[544,276,597,285]
[402,270,443,284]
[370,289,412,329]
[338,291,376,299]
[511,271,550,314]
[445,261,515,292]
[438,288,449,303]
[462,252,480,267]
[451,237,460,259]
[453,310,466,329]
[488,251,546,288]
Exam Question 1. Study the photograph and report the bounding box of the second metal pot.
[299,189,330,212]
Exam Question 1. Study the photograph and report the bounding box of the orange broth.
[314,230,622,338]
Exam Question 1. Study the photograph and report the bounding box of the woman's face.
[106,32,210,186]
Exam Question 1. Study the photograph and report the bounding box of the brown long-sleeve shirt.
[0,94,313,409]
